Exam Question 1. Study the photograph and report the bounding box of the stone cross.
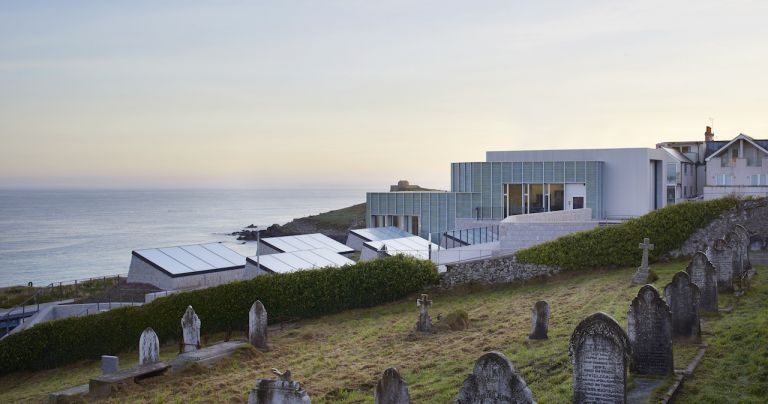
[528,301,549,340]
[627,285,673,376]
[631,238,654,285]
[249,300,269,351]
[685,252,718,313]
[663,272,701,342]
[416,294,432,333]
[139,327,160,366]
[456,351,535,404]
[569,312,631,404]
[374,368,411,404]
[181,305,201,353]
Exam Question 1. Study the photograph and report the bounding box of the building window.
[667,163,677,184]
[748,174,768,186]
[667,186,676,205]
[715,174,734,186]
[744,144,763,167]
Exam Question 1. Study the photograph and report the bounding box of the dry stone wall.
[441,256,560,287]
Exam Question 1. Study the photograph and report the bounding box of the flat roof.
[363,236,439,260]
[246,248,354,274]
[261,233,353,255]
[349,227,413,242]
[132,243,245,278]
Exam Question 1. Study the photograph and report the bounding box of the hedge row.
[0,255,438,375]
[515,197,740,270]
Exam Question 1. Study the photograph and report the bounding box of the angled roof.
[348,227,413,242]
[132,243,245,278]
[260,233,353,255]
[246,248,354,274]
[705,134,768,161]
[363,236,439,260]
[660,147,694,164]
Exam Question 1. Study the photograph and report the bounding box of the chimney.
[704,126,714,142]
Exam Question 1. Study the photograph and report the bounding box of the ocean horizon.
[0,189,368,287]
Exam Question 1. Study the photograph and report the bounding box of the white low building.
[346,227,413,251]
[259,233,354,256]
[127,243,245,290]
[360,236,440,261]
[244,248,354,277]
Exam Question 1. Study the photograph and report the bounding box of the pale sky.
[1,1,767,190]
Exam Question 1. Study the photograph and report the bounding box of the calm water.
[0,189,367,287]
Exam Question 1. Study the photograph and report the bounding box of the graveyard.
[0,258,764,403]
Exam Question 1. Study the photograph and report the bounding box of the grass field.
[0,261,763,403]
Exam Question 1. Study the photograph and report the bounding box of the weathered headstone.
[249,300,268,351]
[139,327,160,366]
[685,252,718,312]
[374,368,411,404]
[725,231,744,280]
[181,305,201,353]
[708,238,734,291]
[528,301,549,340]
[627,285,673,376]
[733,224,752,272]
[630,238,654,285]
[416,294,432,333]
[663,272,700,342]
[456,351,535,404]
[247,369,310,404]
[569,312,631,404]
[101,355,119,375]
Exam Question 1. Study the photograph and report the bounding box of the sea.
[0,189,368,288]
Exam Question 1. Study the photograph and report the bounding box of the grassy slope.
[2,262,763,403]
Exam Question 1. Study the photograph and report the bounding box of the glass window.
[529,184,545,213]
[667,186,676,205]
[507,184,523,216]
[744,144,763,167]
[667,163,677,183]
[549,184,565,211]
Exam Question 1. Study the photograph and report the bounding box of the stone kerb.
[685,252,718,312]
[374,368,411,404]
[569,312,631,404]
[627,285,673,376]
[456,351,535,404]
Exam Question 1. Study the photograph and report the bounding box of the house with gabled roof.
[703,132,768,199]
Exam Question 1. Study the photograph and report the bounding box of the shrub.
[515,197,739,270]
[0,255,438,375]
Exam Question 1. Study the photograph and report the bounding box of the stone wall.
[667,198,768,258]
[440,256,560,287]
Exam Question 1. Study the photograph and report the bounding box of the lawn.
[0,261,763,403]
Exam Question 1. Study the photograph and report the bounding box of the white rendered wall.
[127,256,244,290]
[486,148,667,219]
[243,261,275,279]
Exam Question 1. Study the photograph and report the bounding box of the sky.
[1,1,767,190]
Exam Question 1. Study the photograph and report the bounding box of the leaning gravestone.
[630,238,654,285]
[456,351,535,404]
[181,305,201,353]
[528,301,549,340]
[627,285,673,376]
[249,300,269,351]
[247,369,310,404]
[416,294,432,333]
[733,224,752,272]
[663,272,701,342]
[708,238,734,291]
[139,327,160,366]
[569,312,631,404]
[374,368,410,404]
[685,252,718,312]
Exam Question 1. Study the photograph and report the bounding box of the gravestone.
[101,355,119,375]
[725,231,744,281]
[733,225,752,272]
[627,285,673,376]
[374,368,411,404]
[416,294,432,333]
[181,305,201,353]
[139,327,160,366]
[663,272,700,342]
[630,238,654,285]
[708,238,734,291]
[569,312,631,404]
[249,300,269,351]
[456,351,535,404]
[528,301,549,340]
[685,252,718,312]
[247,369,310,404]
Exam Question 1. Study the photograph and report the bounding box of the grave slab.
[171,340,250,374]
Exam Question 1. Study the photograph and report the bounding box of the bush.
[516,198,739,270]
[0,255,438,375]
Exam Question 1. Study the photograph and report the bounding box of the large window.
[748,174,768,186]
[529,184,545,213]
[667,186,676,205]
[715,174,734,186]
[549,184,565,211]
[721,147,738,167]
[744,143,763,167]
[504,183,566,216]
[666,163,677,184]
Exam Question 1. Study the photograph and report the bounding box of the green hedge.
[0,255,438,375]
[516,197,740,270]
